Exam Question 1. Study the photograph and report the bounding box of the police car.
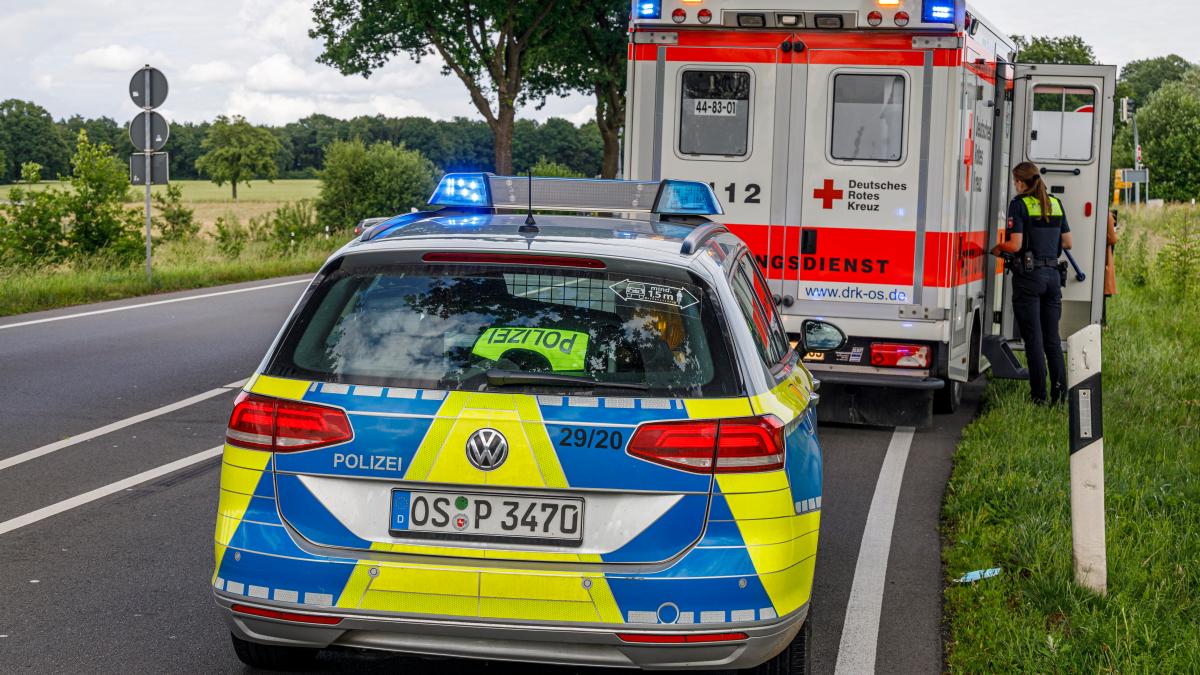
[212,174,845,673]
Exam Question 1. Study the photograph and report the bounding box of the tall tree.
[195,115,282,199]
[1117,55,1196,107]
[309,0,568,174]
[533,0,628,178]
[0,99,71,182]
[1117,71,1200,201]
[1012,36,1096,65]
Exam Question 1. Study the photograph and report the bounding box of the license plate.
[389,490,584,547]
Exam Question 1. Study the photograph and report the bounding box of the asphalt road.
[0,277,980,673]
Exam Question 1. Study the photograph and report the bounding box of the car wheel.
[934,378,963,415]
[230,633,318,671]
[742,618,811,675]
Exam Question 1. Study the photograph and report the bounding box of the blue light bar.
[653,180,724,217]
[636,0,661,19]
[922,0,956,24]
[429,173,491,208]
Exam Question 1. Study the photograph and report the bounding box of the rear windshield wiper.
[485,369,649,392]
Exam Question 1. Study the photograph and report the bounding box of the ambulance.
[624,0,1116,426]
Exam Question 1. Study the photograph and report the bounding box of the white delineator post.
[1067,324,1107,595]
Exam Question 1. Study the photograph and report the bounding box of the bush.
[530,157,585,178]
[63,130,141,262]
[0,162,68,265]
[1157,210,1199,296]
[153,184,198,241]
[316,139,436,232]
[1126,230,1152,288]
[270,200,321,253]
[213,214,247,259]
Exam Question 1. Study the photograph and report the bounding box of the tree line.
[0,101,607,187]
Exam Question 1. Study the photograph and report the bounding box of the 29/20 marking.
[557,426,625,450]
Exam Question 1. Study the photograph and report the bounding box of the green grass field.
[942,213,1200,671]
[0,237,339,317]
[0,179,321,204]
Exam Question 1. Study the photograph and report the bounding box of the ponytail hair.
[1013,162,1051,221]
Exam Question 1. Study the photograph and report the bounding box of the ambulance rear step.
[982,336,1030,381]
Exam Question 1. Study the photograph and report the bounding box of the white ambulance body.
[624,0,1116,426]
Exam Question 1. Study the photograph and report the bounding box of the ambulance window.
[679,70,751,157]
[1030,86,1095,162]
[831,74,906,162]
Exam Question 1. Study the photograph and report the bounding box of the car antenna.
[519,171,539,233]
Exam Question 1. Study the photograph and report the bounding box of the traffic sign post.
[127,65,169,283]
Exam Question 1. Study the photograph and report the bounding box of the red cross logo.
[813,179,844,209]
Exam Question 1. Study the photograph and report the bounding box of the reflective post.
[1068,324,1107,595]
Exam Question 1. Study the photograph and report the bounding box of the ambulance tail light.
[894,11,910,27]
[698,8,712,24]
[867,11,883,26]
[627,416,785,474]
[226,392,353,453]
[672,8,686,23]
[870,343,931,369]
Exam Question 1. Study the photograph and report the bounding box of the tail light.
[894,11,910,26]
[226,392,353,453]
[617,631,748,644]
[870,343,931,369]
[698,8,712,24]
[867,11,883,26]
[627,416,785,474]
[231,604,343,626]
[672,8,687,23]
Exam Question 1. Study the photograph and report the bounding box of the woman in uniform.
[991,162,1073,405]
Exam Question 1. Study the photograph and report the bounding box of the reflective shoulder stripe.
[1022,196,1064,218]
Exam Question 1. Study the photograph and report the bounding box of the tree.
[1117,55,1196,107]
[1012,35,1096,65]
[310,0,570,175]
[58,115,126,157]
[63,130,141,259]
[534,0,628,177]
[316,139,437,231]
[0,162,68,264]
[1120,72,1200,201]
[168,121,209,180]
[195,115,282,199]
[0,99,71,182]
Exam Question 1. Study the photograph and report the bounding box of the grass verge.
[942,271,1199,670]
[0,238,339,318]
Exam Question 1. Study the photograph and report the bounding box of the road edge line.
[0,446,222,537]
[0,383,241,473]
[0,278,310,331]
[833,426,916,675]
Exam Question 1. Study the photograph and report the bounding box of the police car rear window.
[267,263,740,398]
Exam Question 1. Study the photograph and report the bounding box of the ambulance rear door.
[636,32,793,298]
[1007,63,1116,339]
[786,40,932,321]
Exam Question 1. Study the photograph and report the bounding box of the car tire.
[230,633,318,671]
[742,617,811,675]
[934,378,963,415]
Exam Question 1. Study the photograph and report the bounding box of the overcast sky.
[1,0,1197,128]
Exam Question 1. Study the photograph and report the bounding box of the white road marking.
[834,426,916,675]
[0,446,222,537]
[0,278,310,332]
[0,380,245,473]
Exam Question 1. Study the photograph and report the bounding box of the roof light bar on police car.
[427,174,724,218]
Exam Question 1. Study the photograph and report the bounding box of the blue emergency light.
[653,180,724,216]
[430,173,491,207]
[427,174,723,218]
[922,0,956,24]
[637,1,662,19]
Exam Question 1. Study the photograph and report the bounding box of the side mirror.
[801,319,847,353]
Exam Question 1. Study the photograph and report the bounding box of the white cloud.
[183,61,240,84]
[72,44,168,72]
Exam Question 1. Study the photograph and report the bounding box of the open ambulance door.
[1003,63,1117,341]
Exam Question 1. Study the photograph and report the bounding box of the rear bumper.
[216,592,807,671]
[815,371,944,391]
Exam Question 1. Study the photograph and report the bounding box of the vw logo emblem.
[466,428,509,471]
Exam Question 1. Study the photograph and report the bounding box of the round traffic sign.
[129,67,168,109]
[128,111,170,151]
